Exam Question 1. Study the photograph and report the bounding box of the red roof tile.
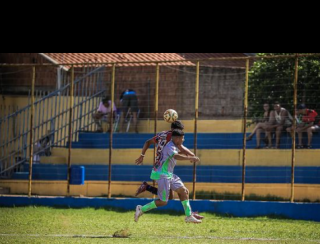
[42,53,249,68]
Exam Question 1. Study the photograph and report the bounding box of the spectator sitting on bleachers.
[286,108,303,137]
[308,118,320,148]
[246,102,271,149]
[92,97,117,133]
[265,101,293,149]
[292,104,318,149]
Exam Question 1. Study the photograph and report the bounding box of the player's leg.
[172,175,202,223]
[135,181,157,196]
[169,189,174,200]
[135,181,174,199]
[134,178,169,222]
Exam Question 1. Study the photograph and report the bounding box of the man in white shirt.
[92,97,117,132]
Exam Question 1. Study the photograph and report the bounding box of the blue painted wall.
[1,196,320,222]
[13,164,320,184]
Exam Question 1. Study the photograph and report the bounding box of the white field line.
[0,233,320,243]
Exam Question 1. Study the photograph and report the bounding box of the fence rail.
[0,65,107,178]
[1,54,320,202]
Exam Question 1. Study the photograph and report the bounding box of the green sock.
[181,200,192,217]
[141,201,157,213]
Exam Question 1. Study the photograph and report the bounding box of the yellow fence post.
[291,55,299,203]
[67,66,74,194]
[28,66,35,197]
[108,64,115,198]
[153,63,159,193]
[241,58,249,201]
[192,61,200,200]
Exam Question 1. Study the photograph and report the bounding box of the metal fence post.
[67,66,74,194]
[28,66,35,197]
[108,64,115,198]
[241,58,249,201]
[192,61,200,200]
[291,55,299,203]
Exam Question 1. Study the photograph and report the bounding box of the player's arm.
[135,138,155,165]
[173,154,200,163]
[177,145,195,156]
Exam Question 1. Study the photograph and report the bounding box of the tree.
[248,53,320,119]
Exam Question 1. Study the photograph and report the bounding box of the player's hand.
[190,156,200,163]
[135,156,144,165]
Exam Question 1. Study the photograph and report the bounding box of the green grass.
[0,206,320,243]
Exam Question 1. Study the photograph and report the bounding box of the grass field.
[1,206,320,244]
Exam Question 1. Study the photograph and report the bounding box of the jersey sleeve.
[167,144,179,157]
[153,134,159,143]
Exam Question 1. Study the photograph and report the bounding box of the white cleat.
[185,214,202,223]
[134,205,143,222]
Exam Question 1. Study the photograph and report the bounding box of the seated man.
[265,101,293,148]
[289,104,318,149]
[92,97,117,132]
[307,119,320,148]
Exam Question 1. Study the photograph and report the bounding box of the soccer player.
[134,129,202,223]
[135,120,204,220]
[135,120,190,195]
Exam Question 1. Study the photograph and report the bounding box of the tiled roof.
[42,53,250,68]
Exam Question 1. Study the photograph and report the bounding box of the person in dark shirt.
[119,89,139,133]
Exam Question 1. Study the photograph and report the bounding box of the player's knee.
[178,186,188,196]
[157,200,168,207]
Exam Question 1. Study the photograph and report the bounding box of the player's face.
[176,136,184,146]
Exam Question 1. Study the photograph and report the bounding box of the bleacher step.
[41,156,66,164]
[0,187,10,194]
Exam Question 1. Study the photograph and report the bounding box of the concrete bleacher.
[69,131,320,149]
[13,130,319,182]
[2,121,320,200]
[11,164,320,184]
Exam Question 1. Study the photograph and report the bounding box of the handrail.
[1,65,107,177]
[0,66,105,120]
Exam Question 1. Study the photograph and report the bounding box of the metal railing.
[0,65,107,178]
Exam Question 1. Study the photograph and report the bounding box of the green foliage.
[248,53,320,118]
